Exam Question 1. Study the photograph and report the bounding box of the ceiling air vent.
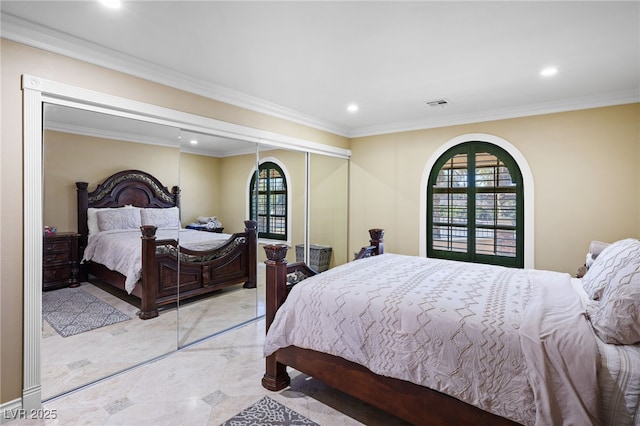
[425,99,450,108]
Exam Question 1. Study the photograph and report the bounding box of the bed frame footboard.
[138,220,258,320]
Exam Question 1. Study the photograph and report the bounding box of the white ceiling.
[2,1,639,138]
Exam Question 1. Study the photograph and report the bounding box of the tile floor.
[11,318,409,425]
[41,279,263,400]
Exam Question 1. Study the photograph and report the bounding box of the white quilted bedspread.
[264,253,602,425]
[83,229,231,293]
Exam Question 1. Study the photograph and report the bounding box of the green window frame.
[427,141,524,267]
[250,161,287,241]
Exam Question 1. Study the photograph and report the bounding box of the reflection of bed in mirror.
[76,169,257,320]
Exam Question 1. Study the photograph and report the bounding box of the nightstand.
[43,232,80,291]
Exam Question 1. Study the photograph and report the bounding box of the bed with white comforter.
[83,228,232,293]
[264,253,640,425]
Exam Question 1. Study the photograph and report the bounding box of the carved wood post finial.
[140,225,158,239]
[369,228,385,242]
[369,228,385,255]
[264,244,289,263]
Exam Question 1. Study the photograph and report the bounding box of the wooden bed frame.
[76,169,257,320]
[262,229,518,426]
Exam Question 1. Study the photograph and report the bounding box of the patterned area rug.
[220,396,318,426]
[43,286,131,337]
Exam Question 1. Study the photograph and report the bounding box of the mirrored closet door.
[42,104,180,400]
[177,130,260,347]
[28,76,351,406]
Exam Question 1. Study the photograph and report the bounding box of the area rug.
[220,396,318,426]
[42,286,131,337]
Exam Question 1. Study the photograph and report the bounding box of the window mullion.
[266,171,271,235]
[468,148,476,259]
[493,163,500,253]
[448,162,453,251]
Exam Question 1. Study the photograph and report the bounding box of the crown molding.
[348,90,640,138]
[1,13,350,137]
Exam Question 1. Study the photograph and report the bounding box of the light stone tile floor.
[11,264,408,425]
[10,319,409,425]
[41,267,267,400]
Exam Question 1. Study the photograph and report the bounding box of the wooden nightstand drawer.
[44,239,72,254]
[44,264,72,282]
[43,232,80,291]
[43,250,71,264]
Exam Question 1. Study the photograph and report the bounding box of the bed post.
[261,244,291,391]
[354,228,385,260]
[139,225,159,320]
[172,186,180,209]
[369,228,385,255]
[243,220,257,289]
[76,182,89,281]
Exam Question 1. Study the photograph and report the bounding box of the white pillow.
[587,262,640,345]
[97,208,141,232]
[87,205,138,235]
[140,207,180,229]
[582,238,640,300]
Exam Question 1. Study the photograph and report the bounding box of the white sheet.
[83,228,231,293]
[572,279,640,426]
[264,254,608,425]
[519,271,599,425]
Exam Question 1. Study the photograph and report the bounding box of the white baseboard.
[0,398,22,424]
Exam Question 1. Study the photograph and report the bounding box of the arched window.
[427,141,524,267]
[250,161,287,241]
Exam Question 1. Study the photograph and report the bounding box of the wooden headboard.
[76,169,180,253]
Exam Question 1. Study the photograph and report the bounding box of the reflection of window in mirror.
[250,161,288,241]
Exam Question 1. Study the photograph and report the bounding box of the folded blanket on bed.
[196,216,223,228]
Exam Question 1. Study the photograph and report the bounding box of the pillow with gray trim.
[582,238,640,300]
[140,207,180,229]
[587,262,640,345]
[97,208,141,232]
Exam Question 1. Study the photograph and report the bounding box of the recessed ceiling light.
[99,0,122,9]
[347,104,359,113]
[190,139,198,145]
[540,66,559,77]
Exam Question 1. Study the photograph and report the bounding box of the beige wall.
[349,103,640,273]
[43,131,181,232]
[179,153,221,226]
[217,152,258,234]
[0,39,348,405]
[310,154,349,267]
